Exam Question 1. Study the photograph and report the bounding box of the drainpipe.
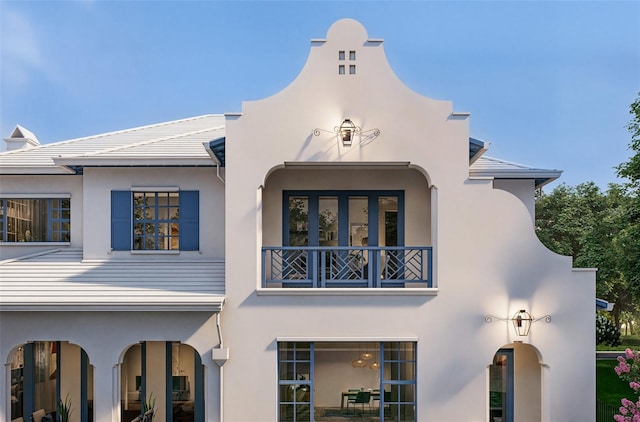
[204,143,225,184]
[215,162,225,184]
[212,308,229,422]
[216,312,223,348]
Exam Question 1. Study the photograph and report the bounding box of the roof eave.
[470,169,562,188]
[0,299,225,312]
[52,157,215,167]
[0,165,77,175]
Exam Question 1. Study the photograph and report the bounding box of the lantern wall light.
[485,309,551,336]
[338,119,357,145]
[314,118,379,146]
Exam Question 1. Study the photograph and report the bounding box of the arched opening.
[120,342,204,422]
[261,166,435,289]
[9,341,93,422]
[489,343,542,422]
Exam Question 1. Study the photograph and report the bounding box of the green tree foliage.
[617,94,640,187]
[616,94,640,300]
[535,94,640,330]
[536,182,638,329]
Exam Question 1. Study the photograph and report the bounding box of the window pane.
[34,342,55,412]
[288,197,308,246]
[318,197,338,247]
[349,197,368,247]
[398,404,416,422]
[132,192,184,250]
[279,342,314,421]
[379,196,398,247]
[0,199,70,242]
[399,383,415,401]
[279,404,294,421]
[382,342,416,421]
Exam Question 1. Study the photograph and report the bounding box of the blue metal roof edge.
[469,137,485,162]
[209,137,226,167]
[596,298,613,311]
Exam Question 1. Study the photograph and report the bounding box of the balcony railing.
[262,246,433,288]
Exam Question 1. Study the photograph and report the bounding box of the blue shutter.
[111,191,131,251]
[180,191,199,251]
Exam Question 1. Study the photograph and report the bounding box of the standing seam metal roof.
[0,115,225,172]
[0,249,225,311]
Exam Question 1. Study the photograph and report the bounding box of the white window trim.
[1,193,71,198]
[130,186,179,192]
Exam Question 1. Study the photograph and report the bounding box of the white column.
[4,362,11,422]
[92,362,118,422]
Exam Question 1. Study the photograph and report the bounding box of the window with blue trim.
[133,192,180,250]
[0,198,70,242]
[111,190,199,251]
[277,341,416,421]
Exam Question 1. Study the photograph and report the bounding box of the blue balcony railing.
[262,246,433,288]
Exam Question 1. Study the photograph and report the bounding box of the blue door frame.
[491,348,514,422]
[283,190,405,247]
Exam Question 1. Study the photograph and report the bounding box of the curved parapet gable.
[226,19,468,188]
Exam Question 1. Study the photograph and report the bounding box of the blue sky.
[1,1,639,190]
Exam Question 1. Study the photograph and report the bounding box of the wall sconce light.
[512,309,533,336]
[314,119,378,146]
[338,119,357,146]
[485,309,551,336]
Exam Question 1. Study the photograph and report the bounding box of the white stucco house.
[0,19,595,422]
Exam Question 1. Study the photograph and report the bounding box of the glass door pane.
[348,197,368,247]
[378,196,398,247]
[490,349,513,422]
[318,197,338,247]
[288,196,309,246]
[34,341,56,414]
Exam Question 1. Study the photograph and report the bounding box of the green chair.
[347,391,371,415]
[372,390,391,414]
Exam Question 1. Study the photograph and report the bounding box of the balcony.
[262,246,432,289]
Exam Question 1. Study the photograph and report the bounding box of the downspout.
[215,162,225,184]
[212,304,229,422]
[217,312,224,422]
[216,312,223,348]
[204,142,225,184]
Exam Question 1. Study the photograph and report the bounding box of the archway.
[9,341,93,422]
[120,342,204,422]
[489,343,542,422]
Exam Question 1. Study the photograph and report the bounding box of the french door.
[283,191,403,249]
[490,349,514,422]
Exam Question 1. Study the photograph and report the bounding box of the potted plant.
[57,393,73,422]
[142,394,156,422]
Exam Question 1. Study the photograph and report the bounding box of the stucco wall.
[0,311,222,422]
[221,19,595,421]
[82,167,224,260]
[0,175,83,261]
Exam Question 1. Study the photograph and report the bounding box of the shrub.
[598,313,622,346]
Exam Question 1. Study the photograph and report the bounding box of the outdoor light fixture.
[512,309,533,336]
[485,309,551,336]
[314,119,378,146]
[339,119,357,145]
